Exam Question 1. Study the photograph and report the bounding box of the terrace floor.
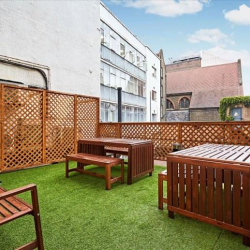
[0,163,247,249]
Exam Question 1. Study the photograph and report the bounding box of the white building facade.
[100,2,160,122]
[0,1,100,97]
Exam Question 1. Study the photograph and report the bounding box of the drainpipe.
[150,90,152,122]
[0,55,50,90]
[118,87,122,122]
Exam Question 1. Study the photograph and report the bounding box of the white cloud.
[109,0,208,17]
[224,4,250,25]
[188,29,234,46]
[206,47,250,69]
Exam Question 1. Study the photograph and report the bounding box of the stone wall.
[166,110,189,122]
[190,108,220,121]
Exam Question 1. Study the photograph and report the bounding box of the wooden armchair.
[0,184,44,250]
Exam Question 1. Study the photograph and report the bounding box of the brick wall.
[166,58,201,72]
[190,108,220,121]
[166,94,192,110]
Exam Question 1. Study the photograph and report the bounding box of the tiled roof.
[166,62,243,108]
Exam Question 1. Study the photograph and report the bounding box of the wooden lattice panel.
[121,123,179,160]
[99,123,120,138]
[1,86,43,171]
[77,96,99,140]
[0,85,3,171]
[155,124,178,160]
[224,123,250,145]
[46,92,75,162]
[181,123,225,149]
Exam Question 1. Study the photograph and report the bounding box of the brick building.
[165,56,243,121]
[156,49,167,121]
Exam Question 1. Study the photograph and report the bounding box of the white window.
[152,90,157,101]
[120,44,125,57]
[110,36,116,51]
[152,67,157,78]
[129,51,134,63]
[100,28,104,44]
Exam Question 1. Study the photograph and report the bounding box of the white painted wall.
[100,3,145,56]
[201,51,230,67]
[145,47,161,122]
[0,0,100,97]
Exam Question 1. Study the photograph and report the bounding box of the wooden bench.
[0,184,44,250]
[65,153,124,190]
[158,170,167,209]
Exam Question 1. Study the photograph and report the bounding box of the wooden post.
[74,95,77,153]
[0,84,4,172]
[118,123,122,138]
[42,90,46,164]
[97,99,100,137]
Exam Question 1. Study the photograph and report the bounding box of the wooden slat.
[192,165,199,213]
[186,164,192,212]
[179,163,185,209]
[173,162,178,207]
[0,199,18,214]
[224,169,232,224]
[207,167,214,219]
[216,169,223,221]
[243,173,250,231]
[199,166,206,216]
[167,161,173,206]
[233,171,241,227]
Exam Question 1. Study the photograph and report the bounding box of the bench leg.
[31,188,44,250]
[105,166,111,190]
[65,159,69,178]
[243,236,250,247]
[158,175,163,210]
[121,162,124,184]
[168,211,175,219]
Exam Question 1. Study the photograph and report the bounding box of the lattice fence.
[0,84,99,172]
[99,122,250,160]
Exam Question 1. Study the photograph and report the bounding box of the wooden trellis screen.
[0,84,99,172]
[99,122,250,160]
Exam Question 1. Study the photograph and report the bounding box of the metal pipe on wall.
[118,87,122,122]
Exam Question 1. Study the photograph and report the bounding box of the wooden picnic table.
[167,144,250,247]
[77,138,154,184]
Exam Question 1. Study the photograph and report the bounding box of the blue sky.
[103,0,250,95]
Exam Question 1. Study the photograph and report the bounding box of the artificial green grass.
[0,163,247,250]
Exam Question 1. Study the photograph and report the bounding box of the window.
[100,28,104,44]
[152,67,157,78]
[100,70,104,84]
[160,85,163,98]
[179,97,190,109]
[110,36,116,51]
[120,43,125,57]
[101,102,117,122]
[129,51,134,63]
[152,90,157,101]
[166,99,174,109]
[138,80,145,97]
[161,67,163,78]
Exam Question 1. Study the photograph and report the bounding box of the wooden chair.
[158,170,167,209]
[0,184,44,250]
